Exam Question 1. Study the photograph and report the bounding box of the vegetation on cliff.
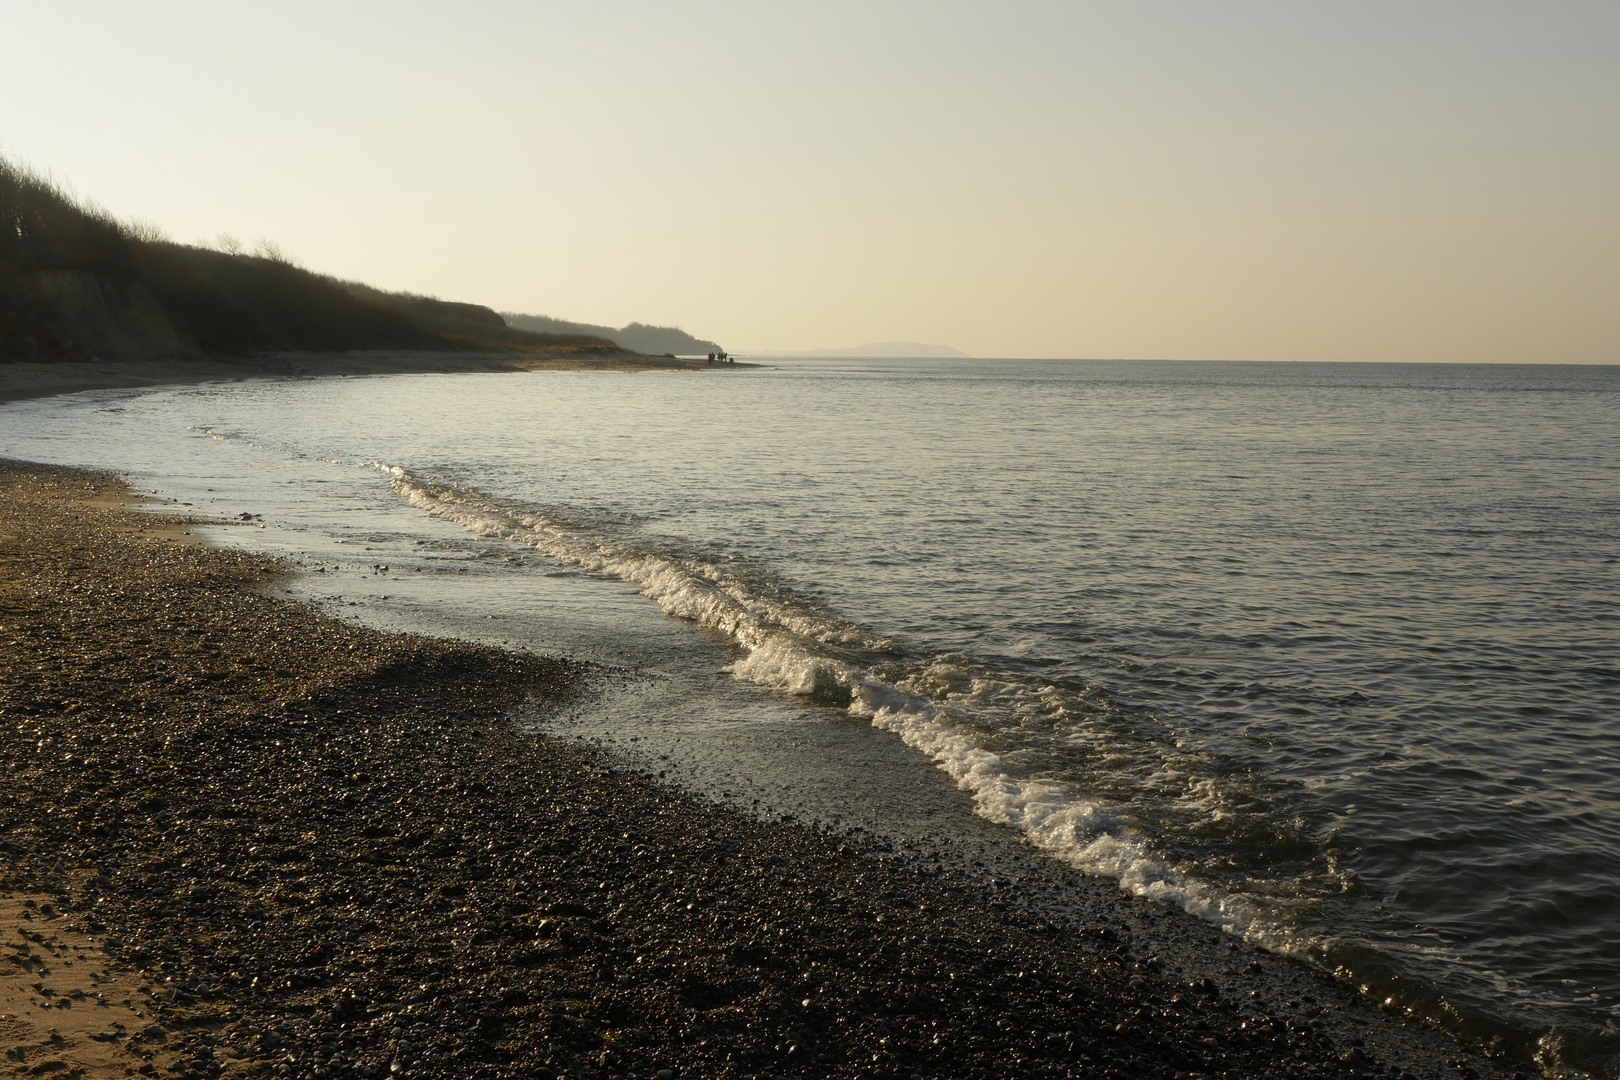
[0,156,620,362]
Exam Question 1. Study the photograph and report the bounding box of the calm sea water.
[4,358,1617,1075]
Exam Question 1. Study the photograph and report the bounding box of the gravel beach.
[0,456,1516,1080]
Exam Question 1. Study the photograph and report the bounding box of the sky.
[3,1,1617,362]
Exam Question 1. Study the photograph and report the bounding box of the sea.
[3,357,1616,1076]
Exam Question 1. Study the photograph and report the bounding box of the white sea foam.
[381,464,1292,947]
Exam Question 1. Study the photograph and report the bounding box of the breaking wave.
[380,464,1304,948]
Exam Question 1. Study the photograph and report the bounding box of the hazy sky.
[4,1,1616,361]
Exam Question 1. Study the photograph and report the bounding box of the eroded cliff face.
[0,270,188,363]
[24,269,184,360]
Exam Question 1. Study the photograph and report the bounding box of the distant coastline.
[0,350,759,407]
[501,312,723,358]
[754,341,970,358]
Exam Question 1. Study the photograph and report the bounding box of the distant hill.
[502,313,722,356]
[0,155,622,362]
[802,341,969,358]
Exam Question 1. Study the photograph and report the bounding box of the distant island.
[501,313,722,358]
[765,341,969,358]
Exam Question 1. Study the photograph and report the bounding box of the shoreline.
[0,456,1516,1080]
[0,351,759,405]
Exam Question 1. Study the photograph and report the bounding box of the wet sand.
[0,457,1517,1080]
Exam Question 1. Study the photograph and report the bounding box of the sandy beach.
[0,351,746,404]
[0,366,1514,1079]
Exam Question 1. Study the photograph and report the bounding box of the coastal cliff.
[0,157,620,364]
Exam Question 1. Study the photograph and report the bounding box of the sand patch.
[0,889,181,1078]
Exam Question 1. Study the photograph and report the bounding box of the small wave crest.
[381,464,1303,947]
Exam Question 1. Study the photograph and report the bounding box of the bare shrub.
[123,217,170,244]
[253,237,297,265]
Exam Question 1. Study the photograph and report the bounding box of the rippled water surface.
[4,358,1617,1074]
